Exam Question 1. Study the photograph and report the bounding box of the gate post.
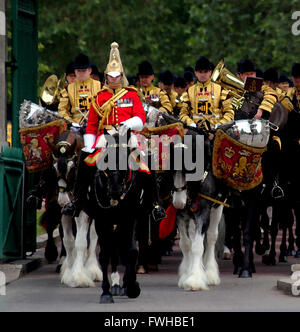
[0,0,38,260]
[0,0,7,151]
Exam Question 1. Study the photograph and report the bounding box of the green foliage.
[8,0,300,89]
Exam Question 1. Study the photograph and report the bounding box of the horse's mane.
[55,130,71,145]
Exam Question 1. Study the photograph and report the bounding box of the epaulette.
[123,86,138,92]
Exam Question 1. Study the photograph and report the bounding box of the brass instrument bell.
[211,59,246,110]
[39,74,67,106]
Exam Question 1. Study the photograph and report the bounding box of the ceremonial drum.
[19,100,67,172]
[213,119,270,190]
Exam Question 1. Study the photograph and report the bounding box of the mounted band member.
[287,62,300,113]
[256,67,293,120]
[158,70,177,110]
[137,60,173,114]
[179,56,234,134]
[58,53,101,125]
[62,42,166,221]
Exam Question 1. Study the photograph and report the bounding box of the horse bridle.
[52,141,78,194]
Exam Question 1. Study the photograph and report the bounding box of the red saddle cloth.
[212,129,267,191]
[19,119,67,172]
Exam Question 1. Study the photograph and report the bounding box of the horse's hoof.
[44,245,58,263]
[279,254,288,263]
[233,266,242,275]
[100,294,114,304]
[287,249,296,256]
[262,253,276,265]
[120,287,127,296]
[111,285,121,296]
[255,243,265,256]
[55,264,62,273]
[126,281,141,299]
[239,269,252,278]
[294,250,300,259]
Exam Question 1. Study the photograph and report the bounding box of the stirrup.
[152,204,167,222]
[271,183,284,199]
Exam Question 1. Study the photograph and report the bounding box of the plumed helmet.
[105,42,124,77]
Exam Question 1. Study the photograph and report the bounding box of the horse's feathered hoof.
[239,269,252,278]
[111,285,121,296]
[126,281,141,299]
[100,294,114,304]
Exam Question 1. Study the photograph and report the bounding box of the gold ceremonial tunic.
[138,84,173,114]
[166,90,178,109]
[179,79,234,127]
[259,85,293,113]
[287,86,300,111]
[58,77,101,123]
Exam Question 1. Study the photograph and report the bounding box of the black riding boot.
[150,171,167,222]
[141,171,166,222]
[62,150,94,217]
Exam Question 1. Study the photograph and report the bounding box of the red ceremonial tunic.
[86,86,146,138]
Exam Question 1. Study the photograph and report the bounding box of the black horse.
[261,106,300,265]
[86,128,150,303]
[223,101,289,277]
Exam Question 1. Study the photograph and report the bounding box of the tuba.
[211,59,246,110]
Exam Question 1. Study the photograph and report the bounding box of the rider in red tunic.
[62,42,166,221]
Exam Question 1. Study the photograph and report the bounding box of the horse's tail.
[39,200,62,232]
[215,213,226,260]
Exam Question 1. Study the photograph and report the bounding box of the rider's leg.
[62,150,94,217]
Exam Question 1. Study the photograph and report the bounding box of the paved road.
[1,242,300,312]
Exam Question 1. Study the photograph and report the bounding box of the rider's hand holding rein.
[119,116,144,136]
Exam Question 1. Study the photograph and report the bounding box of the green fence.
[0,147,24,261]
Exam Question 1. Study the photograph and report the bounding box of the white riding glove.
[119,116,144,136]
[189,122,197,128]
[82,134,96,153]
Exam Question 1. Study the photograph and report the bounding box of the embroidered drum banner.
[212,129,266,191]
[19,119,67,172]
